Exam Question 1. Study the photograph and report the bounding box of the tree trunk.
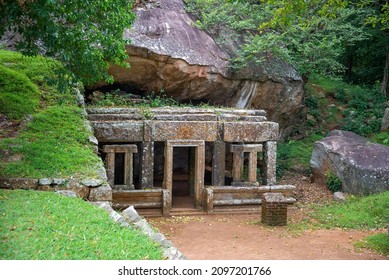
[382,49,389,99]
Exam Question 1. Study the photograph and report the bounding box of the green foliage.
[355,233,389,256]
[185,0,370,78]
[341,86,386,135]
[0,65,40,120]
[371,132,389,146]
[0,189,163,260]
[310,191,389,229]
[305,75,386,136]
[325,171,342,193]
[1,0,135,87]
[277,134,323,177]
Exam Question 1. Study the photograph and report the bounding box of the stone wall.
[0,178,112,202]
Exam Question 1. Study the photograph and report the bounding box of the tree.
[0,0,135,87]
[185,0,389,96]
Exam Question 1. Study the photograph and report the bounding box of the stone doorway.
[171,147,195,209]
[163,140,205,210]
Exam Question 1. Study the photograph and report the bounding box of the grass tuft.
[355,233,389,256]
[309,192,389,229]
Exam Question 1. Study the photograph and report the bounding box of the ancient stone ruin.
[87,106,296,216]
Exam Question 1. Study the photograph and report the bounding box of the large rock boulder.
[310,130,389,194]
[96,0,303,138]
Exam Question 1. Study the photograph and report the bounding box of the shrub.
[325,171,342,192]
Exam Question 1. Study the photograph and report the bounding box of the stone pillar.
[263,141,277,185]
[248,150,258,182]
[261,192,288,226]
[194,142,205,209]
[230,144,262,185]
[212,141,226,186]
[232,149,244,183]
[105,151,115,187]
[102,144,138,190]
[163,143,173,193]
[140,141,154,189]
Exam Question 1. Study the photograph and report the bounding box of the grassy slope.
[0,50,101,178]
[0,50,163,260]
[0,189,163,259]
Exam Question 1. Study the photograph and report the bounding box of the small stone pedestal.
[261,192,288,226]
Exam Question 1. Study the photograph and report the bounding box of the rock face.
[97,0,304,138]
[310,130,389,194]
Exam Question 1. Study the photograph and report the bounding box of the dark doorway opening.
[172,147,195,209]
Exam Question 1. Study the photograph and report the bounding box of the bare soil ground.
[148,174,388,260]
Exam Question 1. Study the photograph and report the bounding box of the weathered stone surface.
[91,0,303,138]
[38,178,52,186]
[66,179,90,199]
[263,141,277,185]
[223,122,278,142]
[333,191,346,202]
[310,130,389,194]
[52,178,66,185]
[381,108,389,131]
[163,247,187,260]
[81,179,103,188]
[0,178,38,190]
[88,184,112,201]
[122,206,142,224]
[91,122,144,142]
[152,121,217,141]
[94,201,130,227]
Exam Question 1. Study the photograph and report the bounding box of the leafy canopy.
[185,0,388,79]
[0,0,135,87]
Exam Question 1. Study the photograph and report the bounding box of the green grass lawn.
[0,189,163,260]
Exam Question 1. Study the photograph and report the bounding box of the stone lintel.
[153,114,217,122]
[102,144,138,154]
[223,122,278,142]
[166,140,205,147]
[230,144,263,153]
[88,113,144,121]
[152,121,217,141]
[92,122,144,142]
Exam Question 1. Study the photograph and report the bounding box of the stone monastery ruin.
[88,106,296,218]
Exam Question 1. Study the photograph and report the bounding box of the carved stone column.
[263,141,277,185]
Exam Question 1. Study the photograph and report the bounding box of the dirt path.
[148,174,387,260]
[148,213,387,260]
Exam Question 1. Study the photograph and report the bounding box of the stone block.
[66,179,90,199]
[38,178,52,186]
[92,121,144,142]
[88,184,112,202]
[0,178,38,190]
[81,179,103,188]
[223,122,278,142]
[152,121,218,141]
